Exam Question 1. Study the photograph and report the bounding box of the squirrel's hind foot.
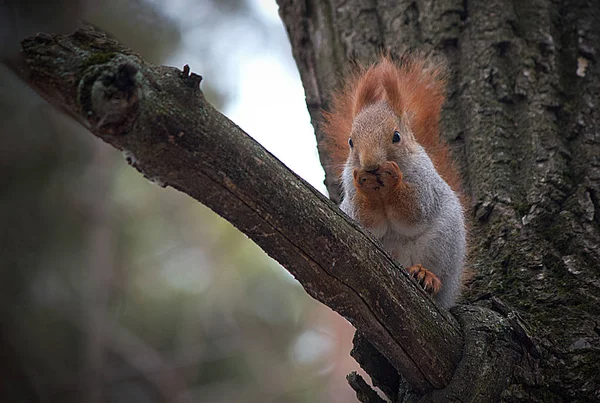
[407,264,442,295]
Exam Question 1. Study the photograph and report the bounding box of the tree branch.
[19,26,462,394]
[346,372,386,403]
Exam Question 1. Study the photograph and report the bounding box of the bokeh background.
[0,1,361,402]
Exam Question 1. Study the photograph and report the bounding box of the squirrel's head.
[347,101,418,171]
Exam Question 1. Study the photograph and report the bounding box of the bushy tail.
[321,56,461,194]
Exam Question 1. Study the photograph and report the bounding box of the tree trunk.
[278,0,600,401]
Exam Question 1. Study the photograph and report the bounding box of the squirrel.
[322,56,467,308]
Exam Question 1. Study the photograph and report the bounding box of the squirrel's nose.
[360,154,385,173]
[362,163,381,173]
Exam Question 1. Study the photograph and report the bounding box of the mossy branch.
[19,26,464,395]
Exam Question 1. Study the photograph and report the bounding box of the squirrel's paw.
[407,264,442,295]
[378,161,402,189]
[353,162,402,196]
[353,169,383,195]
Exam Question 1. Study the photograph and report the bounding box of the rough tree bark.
[278,0,600,402]
[16,21,539,401]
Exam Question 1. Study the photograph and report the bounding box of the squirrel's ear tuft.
[380,57,403,113]
[352,65,384,116]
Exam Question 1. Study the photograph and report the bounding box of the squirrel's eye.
[392,131,401,143]
[348,138,354,148]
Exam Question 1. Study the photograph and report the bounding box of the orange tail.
[321,56,461,194]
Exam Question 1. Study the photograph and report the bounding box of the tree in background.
[278,0,600,401]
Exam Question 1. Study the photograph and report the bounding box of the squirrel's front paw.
[353,169,383,195]
[407,264,442,295]
[378,161,402,190]
[353,162,402,196]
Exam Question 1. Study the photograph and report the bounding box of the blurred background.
[0,1,361,402]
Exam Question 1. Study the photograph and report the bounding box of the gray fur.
[340,146,466,308]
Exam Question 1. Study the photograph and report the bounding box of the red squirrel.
[322,56,466,308]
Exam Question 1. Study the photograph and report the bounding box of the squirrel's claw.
[407,264,442,296]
